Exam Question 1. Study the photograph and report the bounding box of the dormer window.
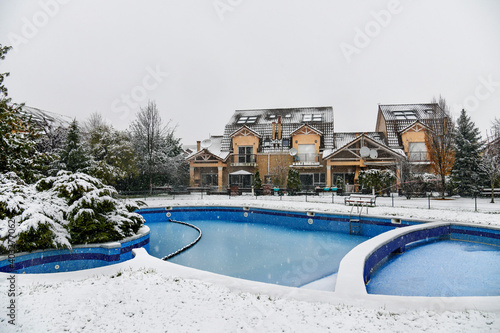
[237,116,258,124]
[269,115,276,120]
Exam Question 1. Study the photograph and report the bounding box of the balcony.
[408,151,428,162]
[230,154,257,167]
[292,153,321,166]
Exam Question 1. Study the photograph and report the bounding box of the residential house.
[187,103,450,192]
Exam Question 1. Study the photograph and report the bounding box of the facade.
[187,104,449,192]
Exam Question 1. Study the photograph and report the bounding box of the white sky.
[1,0,499,145]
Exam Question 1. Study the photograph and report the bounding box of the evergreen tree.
[254,168,262,189]
[0,44,51,182]
[286,168,301,191]
[60,119,89,172]
[452,109,484,196]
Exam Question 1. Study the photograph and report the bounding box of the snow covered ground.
[1,195,499,332]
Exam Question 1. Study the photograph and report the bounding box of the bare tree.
[130,100,183,193]
[425,97,455,198]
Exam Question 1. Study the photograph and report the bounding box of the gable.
[230,126,261,138]
[290,124,323,136]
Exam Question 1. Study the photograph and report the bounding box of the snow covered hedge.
[0,171,144,254]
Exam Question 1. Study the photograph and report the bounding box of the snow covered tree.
[84,113,138,187]
[130,101,185,192]
[425,97,455,198]
[451,109,484,196]
[480,122,500,203]
[286,168,301,191]
[59,119,89,173]
[0,171,145,254]
[0,45,51,182]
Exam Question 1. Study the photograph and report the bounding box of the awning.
[229,170,253,175]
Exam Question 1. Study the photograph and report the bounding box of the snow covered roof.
[186,135,229,161]
[220,107,334,152]
[377,103,448,147]
[323,132,405,160]
[20,105,71,130]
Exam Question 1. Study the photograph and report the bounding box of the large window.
[297,144,316,162]
[299,173,325,189]
[201,173,218,187]
[408,142,427,161]
[238,146,254,163]
[229,174,253,188]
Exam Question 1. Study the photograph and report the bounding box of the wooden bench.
[344,194,377,207]
[480,188,500,197]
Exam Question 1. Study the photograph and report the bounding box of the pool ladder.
[349,203,367,235]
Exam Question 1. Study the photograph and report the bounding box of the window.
[282,139,290,148]
[302,114,322,122]
[269,115,276,119]
[237,116,258,124]
[393,110,417,120]
[298,144,316,162]
[238,146,254,163]
[285,114,292,118]
[299,173,326,189]
[201,174,218,186]
[408,142,427,161]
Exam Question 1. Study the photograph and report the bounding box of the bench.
[344,194,376,207]
[480,188,500,197]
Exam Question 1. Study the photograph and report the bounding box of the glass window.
[408,142,427,161]
[302,114,312,122]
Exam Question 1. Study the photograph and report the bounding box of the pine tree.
[452,109,484,196]
[60,119,89,172]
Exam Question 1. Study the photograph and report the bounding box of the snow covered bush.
[0,171,144,254]
[36,171,144,244]
[0,172,69,253]
[358,169,396,195]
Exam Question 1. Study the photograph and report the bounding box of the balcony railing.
[408,151,428,162]
[230,154,257,166]
[292,153,321,166]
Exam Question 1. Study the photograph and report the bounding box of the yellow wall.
[232,136,259,153]
[401,131,426,154]
[292,134,321,153]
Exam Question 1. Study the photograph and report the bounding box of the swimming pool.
[148,219,369,288]
[140,206,500,299]
[140,206,411,289]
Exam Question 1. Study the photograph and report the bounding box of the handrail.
[161,219,202,260]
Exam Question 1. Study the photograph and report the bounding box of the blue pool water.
[148,220,369,288]
[366,240,500,297]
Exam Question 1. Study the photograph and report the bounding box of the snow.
[1,195,499,332]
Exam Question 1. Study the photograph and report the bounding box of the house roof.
[323,132,404,160]
[221,106,334,152]
[378,103,448,147]
[186,135,229,161]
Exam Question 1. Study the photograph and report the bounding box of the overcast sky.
[1,0,499,145]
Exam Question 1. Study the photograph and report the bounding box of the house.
[375,103,451,174]
[187,106,334,191]
[187,103,450,192]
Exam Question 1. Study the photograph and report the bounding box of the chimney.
[197,141,201,151]
[278,116,282,140]
[272,122,276,140]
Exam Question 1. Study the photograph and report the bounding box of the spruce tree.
[452,109,483,196]
[60,119,89,172]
